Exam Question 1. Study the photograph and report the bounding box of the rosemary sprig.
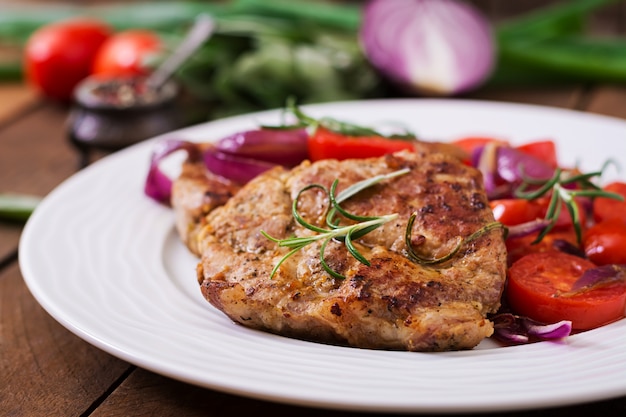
[514,163,624,245]
[268,97,417,140]
[405,217,504,265]
[261,168,410,279]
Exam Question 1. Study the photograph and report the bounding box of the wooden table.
[2,3,626,416]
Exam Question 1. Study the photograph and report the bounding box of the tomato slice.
[507,251,626,330]
[592,181,626,224]
[516,140,558,168]
[307,126,415,161]
[583,218,626,265]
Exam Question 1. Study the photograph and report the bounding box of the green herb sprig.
[270,97,417,140]
[261,168,409,279]
[405,218,504,265]
[514,163,624,244]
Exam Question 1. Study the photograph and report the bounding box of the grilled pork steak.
[172,147,507,351]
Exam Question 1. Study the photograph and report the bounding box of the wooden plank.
[0,104,78,196]
[89,367,626,417]
[468,86,583,109]
[0,262,130,416]
[0,222,22,263]
[584,85,626,119]
[0,84,39,126]
[91,369,364,417]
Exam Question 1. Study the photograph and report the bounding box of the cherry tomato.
[592,181,626,224]
[91,29,162,77]
[516,140,558,168]
[24,18,111,101]
[583,219,626,265]
[507,251,626,330]
[307,126,415,161]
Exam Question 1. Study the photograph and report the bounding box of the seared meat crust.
[174,148,507,351]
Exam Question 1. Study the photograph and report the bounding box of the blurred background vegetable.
[0,194,41,222]
[359,0,495,96]
[2,0,626,117]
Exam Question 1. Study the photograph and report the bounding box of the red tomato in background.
[307,126,415,161]
[507,251,626,330]
[592,181,626,224]
[583,218,626,265]
[24,18,111,101]
[91,29,163,77]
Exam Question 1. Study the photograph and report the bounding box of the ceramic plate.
[20,99,626,413]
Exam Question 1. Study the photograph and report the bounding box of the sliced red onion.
[491,313,572,344]
[216,128,308,167]
[552,239,586,258]
[506,218,552,239]
[473,144,555,198]
[496,146,555,184]
[571,264,626,292]
[144,139,201,205]
[359,0,495,95]
[202,147,279,185]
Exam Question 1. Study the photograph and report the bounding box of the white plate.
[20,99,626,413]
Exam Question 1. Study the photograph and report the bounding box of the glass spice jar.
[67,75,188,167]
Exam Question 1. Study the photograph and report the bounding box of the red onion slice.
[491,313,572,344]
[506,218,552,239]
[360,0,495,95]
[144,139,201,205]
[217,128,309,167]
[570,264,626,292]
[202,147,279,185]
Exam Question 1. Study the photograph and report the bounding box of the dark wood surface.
[2,2,626,416]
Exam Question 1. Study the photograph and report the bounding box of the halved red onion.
[491,313,572,344]
[359,0,495,95]
[217,128,309,167]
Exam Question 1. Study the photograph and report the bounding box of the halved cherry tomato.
[583,218,626,265]
[24,18,111,101]
[507,251,626,330]
[307,126,415,161]
[516,140,558,168]
[91,29,162,77]
[592,181,626,224]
